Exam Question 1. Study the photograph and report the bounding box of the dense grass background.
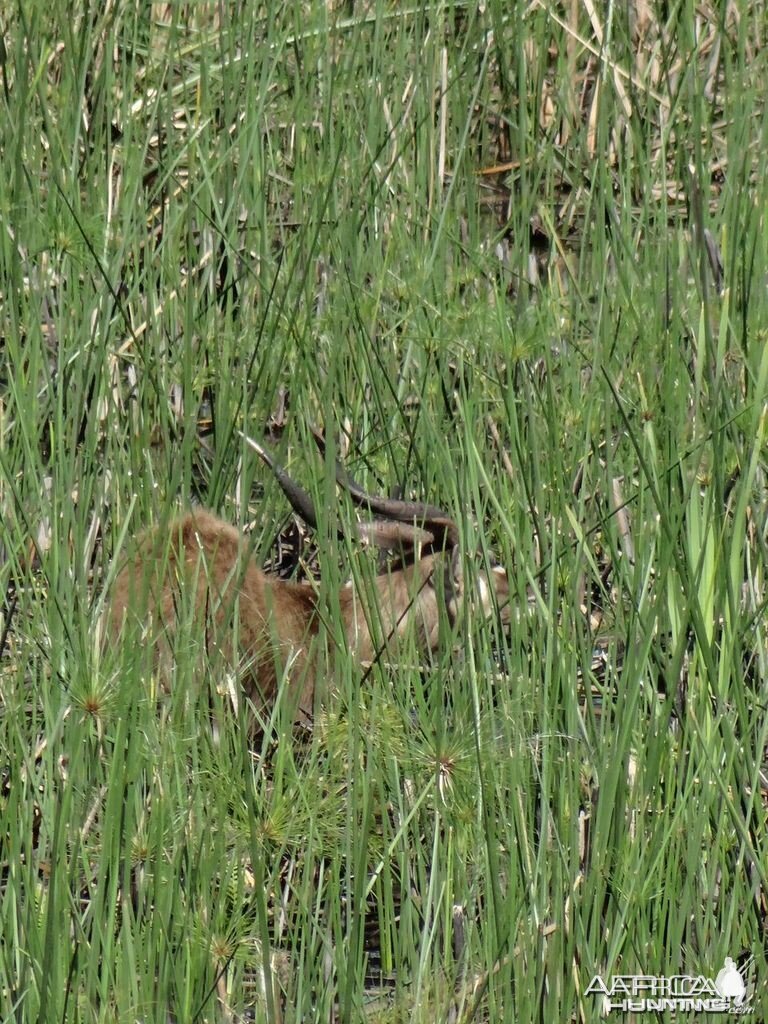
[1,1,767,1021]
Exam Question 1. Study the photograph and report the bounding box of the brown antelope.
[108,432,510,723]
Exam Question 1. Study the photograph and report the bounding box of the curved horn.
[242,433,409,548]
[310,427,460,549]
[240,432,323,531]
[242,430,459,553]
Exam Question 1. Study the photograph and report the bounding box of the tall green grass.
[1,1,767,1021]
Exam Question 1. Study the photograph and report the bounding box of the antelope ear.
[448,546,463,589]
[443,547,464,623]
[489,564,511,623]
[356,520,435,553]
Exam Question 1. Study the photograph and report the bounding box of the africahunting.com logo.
[587,956,753,1015]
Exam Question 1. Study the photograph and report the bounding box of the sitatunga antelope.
[108,433,510,723]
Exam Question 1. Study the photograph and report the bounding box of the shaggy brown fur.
[109,510,320,720]
[109,507,509,723]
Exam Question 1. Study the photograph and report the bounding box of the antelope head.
[243,430,511,665]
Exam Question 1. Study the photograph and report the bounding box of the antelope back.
[108,509,319,721]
